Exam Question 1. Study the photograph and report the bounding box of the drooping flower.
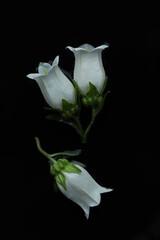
[27,56,76,110]
[56,163,113,219]
[66,44,109,95]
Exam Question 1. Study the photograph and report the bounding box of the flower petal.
[78,43,94,51]
[63,165,107,206]
[38,62,52,74]
[26,73,44,80]
[27,55,75,110]
[57,180,91,219]
[99,187,113,193]
[35,77,59,109]
[66,43,109,53]
[52,55,59,66]
[93,44,109,51]
[57,164,112,218]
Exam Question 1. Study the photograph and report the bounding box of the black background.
[1,2,160,239]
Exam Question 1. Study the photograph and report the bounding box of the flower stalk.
[35,137,82,161]
[35,137,56,163]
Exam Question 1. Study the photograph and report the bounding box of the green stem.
[73,116,85,141]
[35,137,56,163]
[82,108,97,143]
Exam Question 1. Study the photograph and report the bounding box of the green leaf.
[55,173,66,190]
[63,162,82,174]
[45,113,62,121]
[44,106,61,113]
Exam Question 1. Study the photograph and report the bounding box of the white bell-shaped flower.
[57,164,113,219]
[67,44,109,95]
[27,56,76,110]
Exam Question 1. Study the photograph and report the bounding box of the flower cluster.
[27,44,110,143]
[27,44,113,219]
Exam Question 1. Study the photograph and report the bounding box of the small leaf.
[59,119,74,127]
[44,106,60,113]
[55,173,66,190]
[45,113,62,121]
[63,163,82,174]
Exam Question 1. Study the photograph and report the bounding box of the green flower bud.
[53,162,61,172]
[93,95,98,104]
[70,104,79,114]
[66,110,73,118]
[87,97,93,105]
[50,165,56,176]
[82,97,88,106]
[57,158,68,168]
[62,112,67,119]
[74,104,79,112]
[97,96,103,104]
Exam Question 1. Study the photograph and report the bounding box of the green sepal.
[62,99,80,119]
[55,173,66,190]
[63,162,82,174]
[53,180,59,192]
[62,99,72,111]
[92,90,110,117]
[82,82,102,108]
[72,80,81,99]
[86,82,99,97]
[50,165,56,176]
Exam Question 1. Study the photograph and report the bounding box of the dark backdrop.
[1,2,160,239]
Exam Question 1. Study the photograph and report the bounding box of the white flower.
[27,56,76,110]
[66,43,109,95]
[57,164,113,219]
